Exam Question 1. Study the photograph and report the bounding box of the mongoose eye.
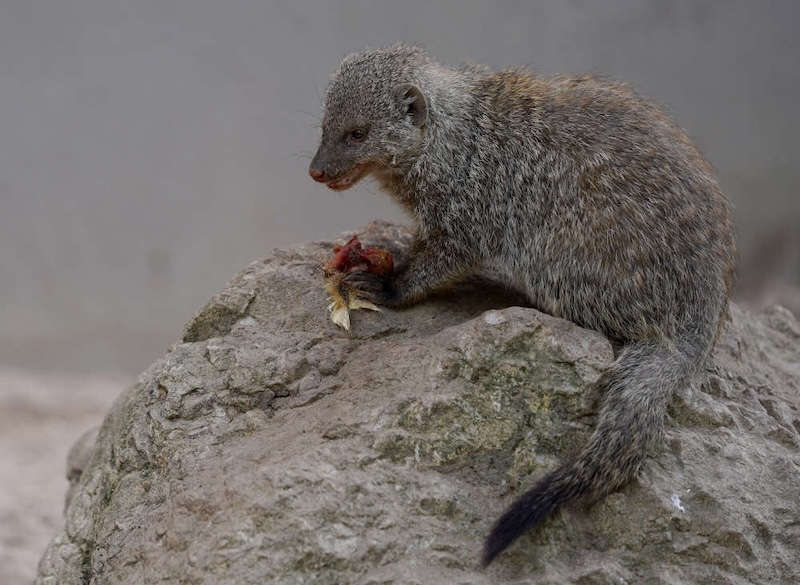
[346,128,367,144]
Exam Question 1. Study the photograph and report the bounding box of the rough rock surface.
[36,222,800,585]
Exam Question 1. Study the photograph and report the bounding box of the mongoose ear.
[397,84,428,128]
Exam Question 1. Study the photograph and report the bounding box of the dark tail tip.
[481,472,566,567]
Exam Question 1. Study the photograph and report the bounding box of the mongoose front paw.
[341,270,398,306]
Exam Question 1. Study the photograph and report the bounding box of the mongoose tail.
[482,336,705,566]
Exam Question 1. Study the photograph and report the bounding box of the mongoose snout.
[308,166,328,182]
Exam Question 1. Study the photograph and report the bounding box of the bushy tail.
[482,337,706,566]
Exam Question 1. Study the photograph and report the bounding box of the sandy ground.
[0,367,125,585]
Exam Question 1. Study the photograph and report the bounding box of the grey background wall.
[2,0,798,376]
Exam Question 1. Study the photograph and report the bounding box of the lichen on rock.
[36,223,800,585]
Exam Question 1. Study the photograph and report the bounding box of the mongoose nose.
[309,167,328,182]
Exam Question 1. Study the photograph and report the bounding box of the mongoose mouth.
[326,165,370,191]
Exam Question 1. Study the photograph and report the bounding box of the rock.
[35,222,800,585]
[65,426,100,512]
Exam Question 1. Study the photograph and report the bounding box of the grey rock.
[65,426,100,513]
[36,222,800,585]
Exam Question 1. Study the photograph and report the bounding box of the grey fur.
[309,45,736,566]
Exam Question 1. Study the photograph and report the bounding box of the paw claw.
[340,270,393,305]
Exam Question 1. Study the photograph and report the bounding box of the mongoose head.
[309,46,430,190]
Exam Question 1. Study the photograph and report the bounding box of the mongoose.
[309,45,736,566]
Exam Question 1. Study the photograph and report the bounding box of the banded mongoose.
[308,45,736,566]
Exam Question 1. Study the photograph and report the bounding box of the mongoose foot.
[341,269,398,307]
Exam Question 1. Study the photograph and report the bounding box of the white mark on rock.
[234,316,259,331]
[484,311,506,325]
[671,494,686,513]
